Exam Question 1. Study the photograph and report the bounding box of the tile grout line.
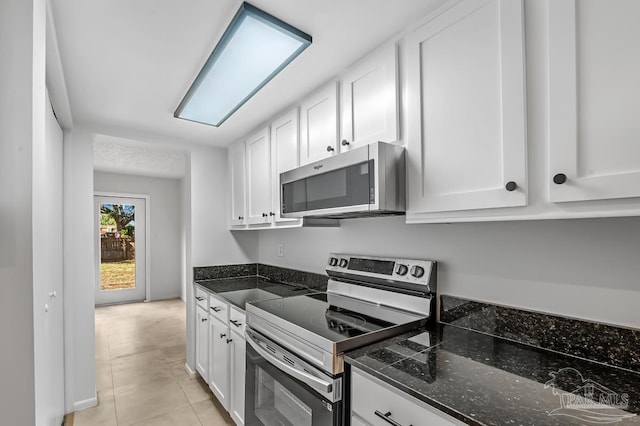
[107,325,119,426]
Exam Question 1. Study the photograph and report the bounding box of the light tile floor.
[74,299,234,426]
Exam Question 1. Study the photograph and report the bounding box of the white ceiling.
[93,135,186,178]
[51,0,448,148]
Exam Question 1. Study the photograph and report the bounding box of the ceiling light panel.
[175,2,312,127]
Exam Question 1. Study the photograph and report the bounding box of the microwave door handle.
[245,330,333,394]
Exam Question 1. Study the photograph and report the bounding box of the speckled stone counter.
[194,263,328,291]
[441,295,640,373]
[345,324,640,425]
[194,263,327,310]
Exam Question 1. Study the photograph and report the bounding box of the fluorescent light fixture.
[175,2,312,127]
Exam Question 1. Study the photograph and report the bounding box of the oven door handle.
[245,330,333,394]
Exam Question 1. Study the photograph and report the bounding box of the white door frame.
[95,191,151,302]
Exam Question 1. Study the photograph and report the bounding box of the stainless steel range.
[245,254,437,426]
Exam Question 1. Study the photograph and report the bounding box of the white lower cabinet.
[351,414,370,426]
[195,305,209,381]
[209,315,230,410]
[197,288,246,425]
[351,367,462,426]
[229,326,246,425]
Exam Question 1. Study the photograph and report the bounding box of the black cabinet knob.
[505,181,518,192]
[226,338,233,344]
[262,213,268,217]
[238,216,244,220]
[326,145,335,152]
[553,173,567,185]
[269,212,275,216]
[220,333,226,339]
[341,139,350,146]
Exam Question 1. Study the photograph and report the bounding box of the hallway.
[74,299,233,425]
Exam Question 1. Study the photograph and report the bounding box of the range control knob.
[410,265,425,278]
[328,257,338,267]
[339,258,348,268]
[395,264,408,276]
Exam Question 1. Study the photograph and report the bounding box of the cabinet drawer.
[194,286,208,310]
[208,293,228,323]
[351,368,461,426]
[229,306,246,337]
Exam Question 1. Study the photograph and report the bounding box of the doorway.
[95,194,148,305]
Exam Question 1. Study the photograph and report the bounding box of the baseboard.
[73,396,97,412]
[184,362,197,379]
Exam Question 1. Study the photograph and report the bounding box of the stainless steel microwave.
[280,142,405,219]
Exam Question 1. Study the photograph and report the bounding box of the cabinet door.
[351,414,370,426]
[195,307,208,381]
[341,42,398,152]
[246,127,272,224]
[407,0,527,213]
[229,331,246,426]
[209,316,230,409]
[549,0,640,202]
[271,108,301,224]
[229,141,247,226]
[352,368,462,426]
[300,82,339,165]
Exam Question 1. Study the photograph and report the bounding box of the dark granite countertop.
[195,276,315,310]
[345,324,640,425]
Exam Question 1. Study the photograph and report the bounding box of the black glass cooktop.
[248,292,427,343]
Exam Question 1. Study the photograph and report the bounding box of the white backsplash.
[258,215,640,329]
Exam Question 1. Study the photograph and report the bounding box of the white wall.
[185,144,258,371]
[181,161,191,302]
[0,0,46,423]
[258,216,640,329]
[32,92,66,425]
[63,128,97,411]
[94,172,183,301]
[189,145,258,267]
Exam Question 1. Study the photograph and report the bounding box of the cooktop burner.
[248,292,420,343]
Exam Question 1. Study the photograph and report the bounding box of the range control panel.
[326,253,434,288]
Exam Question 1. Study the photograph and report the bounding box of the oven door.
[245,329,343,426]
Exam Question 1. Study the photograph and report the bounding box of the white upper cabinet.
[271,108,301,224]
[549,0,640,203]
[407,0,527,214]
[340,42,399,152]
[229,141,246,226]
[245,127,272,225]
[299,82,339,165]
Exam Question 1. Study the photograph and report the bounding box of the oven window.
[282,160,374,213]
[254,366,312,426]
[245,342,341,425]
